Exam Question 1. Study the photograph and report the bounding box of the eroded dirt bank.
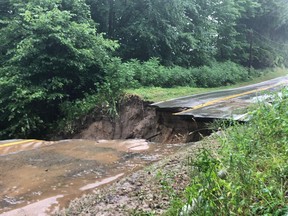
[73,95,210,143]
[55,135,220,216]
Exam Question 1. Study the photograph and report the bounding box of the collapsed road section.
[73,95,212,144]
[152,75,288,121]
[74,76,288,144]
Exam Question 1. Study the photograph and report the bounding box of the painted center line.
[174,81,286,115]
[0,139,41,148]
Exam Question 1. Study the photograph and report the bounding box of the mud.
[0,139,189,216]
[55,135,221,216]
[75,95,211,143]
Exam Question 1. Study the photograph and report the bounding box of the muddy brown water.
[0,139,187,216]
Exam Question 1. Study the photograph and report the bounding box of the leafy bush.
[121,59,249,88]
[164,66,196,88]
[55,57,134,136]
[193,61,249,87]
[57,94,100,136]
[0,0,118,138]
[170,89,288,215]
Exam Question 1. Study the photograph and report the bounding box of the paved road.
[152,76,288,120]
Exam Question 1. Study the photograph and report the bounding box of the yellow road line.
[0,139,41,148]
[174,82,285,115]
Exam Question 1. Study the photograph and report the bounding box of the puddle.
[0,139,186,215]
[80,173,124,191]
[1,195,63,216]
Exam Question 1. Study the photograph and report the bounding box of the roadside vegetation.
[126,68,288,102]
[164,89,288,215]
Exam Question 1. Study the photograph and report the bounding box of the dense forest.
[1,0,288,138]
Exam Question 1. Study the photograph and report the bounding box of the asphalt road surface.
[152,75,288,120]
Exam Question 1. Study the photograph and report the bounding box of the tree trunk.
[108,0,114,38]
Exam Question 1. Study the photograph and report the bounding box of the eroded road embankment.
[0,139,188,216]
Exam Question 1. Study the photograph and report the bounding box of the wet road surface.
[152,76,288,120]
[0,139,186,215]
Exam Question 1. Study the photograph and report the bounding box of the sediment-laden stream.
[0,139,191,216]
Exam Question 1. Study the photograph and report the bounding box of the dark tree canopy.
[87,0,288,67]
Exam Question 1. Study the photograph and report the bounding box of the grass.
[125,87,210,102]
[165,88,288,215]
[125,68,288,102]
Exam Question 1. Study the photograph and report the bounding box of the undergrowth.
[167,88,288,215]
[121,58,254,88]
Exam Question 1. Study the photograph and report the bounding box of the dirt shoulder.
[55,135,220,216]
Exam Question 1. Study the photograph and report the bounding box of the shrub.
[118,58,196,88]
[122,59,250,88]
[57,94,100,135]
[0,0,118,139]
[55,57,133,136]
[193,61,249,87]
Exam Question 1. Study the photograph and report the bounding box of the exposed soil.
[74,95,211,143]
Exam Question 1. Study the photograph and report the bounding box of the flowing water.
[0,139,187,216]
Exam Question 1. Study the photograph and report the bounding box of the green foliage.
[96,57,136,117]
[87,0,288,68]
[125,87,210,103]
[55,57,134,135]
[0,0,12,29]
[120,59,249,88]
[126,68,288,102]
[86,0,236,67]
[119,58,196,88]
[168,89,288,215]
[1,0,288,139]
[89,0,189,66]
[0,0,118,138]
[56,93,100,135]
[193,61,249,87]
[234,0,288,68]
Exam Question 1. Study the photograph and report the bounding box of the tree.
[0,0,12,23]
[233,0,288,68]
[88,0,193,66]
[0,0,118,138]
